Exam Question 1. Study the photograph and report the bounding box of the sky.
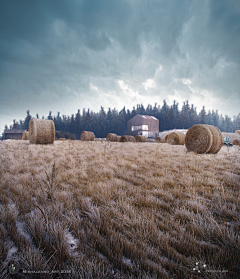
[1,0,240,134]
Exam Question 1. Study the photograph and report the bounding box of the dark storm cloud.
[0,0,240,134]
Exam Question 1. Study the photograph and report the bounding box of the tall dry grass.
[0,139,239,278]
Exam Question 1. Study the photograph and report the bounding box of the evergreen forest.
[2,100,240,140]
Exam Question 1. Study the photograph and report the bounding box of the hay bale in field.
[81,131,95,141]
[206,125,223,154]
[233,139,239,145]
[185,124,222,154]
[29,118,55,144]
[167,131,185,145]
[22,131,29,140]
[119,135,136,142]
[155,136,163,143]
[164,134,169,143]
[135,135,147,142]
[235,130,240,135]
[106,133,118,142]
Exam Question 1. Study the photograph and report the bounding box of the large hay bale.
[185,124,222,154]
[206,125,223,154]
[233,139,239,145]
[106,133,118,142]
[119,135,136,142]
[167,131,185,145]
[235,130,240,135]
[29,118,55,144]
[81,131,95,141]
[135,135,147,142]
[155,136,164,143]
[22,131,29,140]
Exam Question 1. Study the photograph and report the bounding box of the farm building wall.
[126,114,159,138]
[4,130,26,140]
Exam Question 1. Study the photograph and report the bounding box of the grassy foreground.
[0,139,239,279]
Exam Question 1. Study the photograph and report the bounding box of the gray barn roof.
[5,129,26,134]
[138,115,158,120]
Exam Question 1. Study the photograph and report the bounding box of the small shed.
[4,129,26,140]
[126,114,159,138]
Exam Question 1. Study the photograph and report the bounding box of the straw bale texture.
[81,131,95,141]
[119,135,136,142]
[29,118,55,144]
[135,135,147,142]
[185,124,212,154]
[155,136,164,143]
[164,135,169,143]
[235,130,240,135]
[233,139,239,145]
[206,125,223,154]
[185,124,223,154]
[167,132,185,145]
[106,133,118,142]
[22,131,29,140]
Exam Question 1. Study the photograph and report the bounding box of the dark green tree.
[199,106,207,124]
[23,110,32,130]
[47,111,53,120]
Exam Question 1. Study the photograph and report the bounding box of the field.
[0,139,239,279]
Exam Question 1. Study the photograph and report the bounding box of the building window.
[131,125,148,131]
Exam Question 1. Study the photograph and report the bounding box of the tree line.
[2,100,240,139]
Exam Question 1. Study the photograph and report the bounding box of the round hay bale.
[164,134,169,143]
[185,124,213,154]
[206,125,223,154]
[167,131,185,145]
[233,139,239,145]
[119,135,136,142]
[81,131,95,141]
[155,136,163,143]
[135,135,147,142]
[22,131,29,140]
[29,118,55,144]
[106,133,118,142]
[235,130,240,135]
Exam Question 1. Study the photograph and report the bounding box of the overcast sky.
[1,0,240,134]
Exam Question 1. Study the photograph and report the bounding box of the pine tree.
[211,110,218,127]
[70,114,75,134]
[85,109,93,131]
[180,101,191,128]
[199,106,207,124]
[23,110,32,130]
[237,118,240,130]
[206,110,212,125]
[13,119,18,129]
[224,115,232,132]
[160,100,169,131]
[75,109,81,139]
[47,111,53,120]
[189,104,198,127]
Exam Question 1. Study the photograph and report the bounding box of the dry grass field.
[0,139,239,279]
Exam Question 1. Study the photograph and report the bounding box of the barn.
[126,114,159,138]
[4,129,26,140]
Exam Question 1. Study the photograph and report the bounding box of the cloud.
[0,0,240,134]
